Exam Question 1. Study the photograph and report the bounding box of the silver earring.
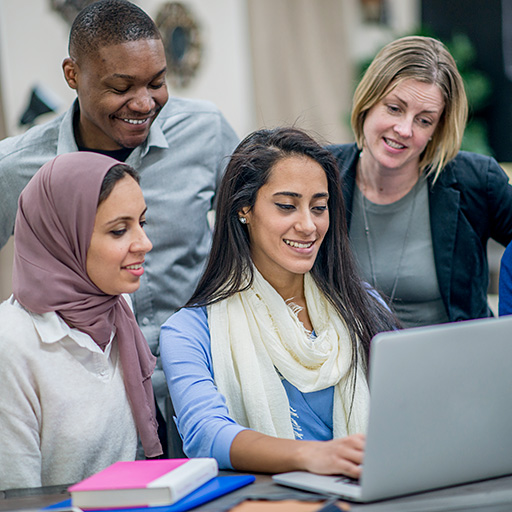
[239,217,247,224]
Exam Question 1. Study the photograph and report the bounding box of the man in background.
[0,0,239,454]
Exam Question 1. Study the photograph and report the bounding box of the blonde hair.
[351,35,468,181]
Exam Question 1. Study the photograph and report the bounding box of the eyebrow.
[388,94,442,114]
[272,191,329,199]
[109,67,167,82]
[104,207,148,227]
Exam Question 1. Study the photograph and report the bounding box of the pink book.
[68,458,218,509]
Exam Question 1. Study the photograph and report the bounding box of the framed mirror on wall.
[156,2,203,90]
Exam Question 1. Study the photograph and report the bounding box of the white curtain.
[247,0,354,144]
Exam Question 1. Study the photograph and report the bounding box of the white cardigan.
[0,297,137,490]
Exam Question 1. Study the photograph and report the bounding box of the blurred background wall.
[1,0,509,303]
[0,0,420,300]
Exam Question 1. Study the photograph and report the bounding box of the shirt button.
[142,317,150,325]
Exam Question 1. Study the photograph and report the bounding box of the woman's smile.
[283,238,315,249]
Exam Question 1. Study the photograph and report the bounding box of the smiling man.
[0,0,239,455]
[65,40,169,151]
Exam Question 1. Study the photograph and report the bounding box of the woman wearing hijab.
[0,152,161,490]
[160,128,397,477]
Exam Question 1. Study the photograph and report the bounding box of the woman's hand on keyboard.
[298,433,365,478]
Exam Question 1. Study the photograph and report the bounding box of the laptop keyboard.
[334,476,360,487]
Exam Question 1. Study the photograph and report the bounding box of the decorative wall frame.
[156,2,203,89]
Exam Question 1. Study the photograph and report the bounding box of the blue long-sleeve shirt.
[160,306,335,469]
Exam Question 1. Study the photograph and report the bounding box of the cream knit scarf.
[208,269,369,440]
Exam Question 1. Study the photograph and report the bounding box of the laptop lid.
[359,315,512,501]
[273,316,512,502]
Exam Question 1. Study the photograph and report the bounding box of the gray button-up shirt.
[0,97,239,410]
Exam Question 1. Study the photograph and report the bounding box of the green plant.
[444,33,493,155]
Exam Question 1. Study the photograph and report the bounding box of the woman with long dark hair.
[161,127,396,477]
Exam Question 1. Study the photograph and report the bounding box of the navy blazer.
[327,143,512,322]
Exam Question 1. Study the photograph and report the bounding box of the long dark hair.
[187,127,397,372]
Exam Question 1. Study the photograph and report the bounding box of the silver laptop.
[273,315,512,502]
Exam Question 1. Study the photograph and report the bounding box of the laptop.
[272,315,512,502]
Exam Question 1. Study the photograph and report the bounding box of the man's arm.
[0,114,65,249]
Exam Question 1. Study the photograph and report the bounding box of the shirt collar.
[18,299,115,353]
[56,102,79,154]
[57,100,169,160]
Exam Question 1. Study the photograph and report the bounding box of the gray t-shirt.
[349,177,449,328]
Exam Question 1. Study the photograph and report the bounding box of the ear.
[62,58,79,91]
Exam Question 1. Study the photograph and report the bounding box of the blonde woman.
[328,35,512,327]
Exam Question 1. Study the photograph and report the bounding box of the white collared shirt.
[26,299,117,382]
[0,297,137,490]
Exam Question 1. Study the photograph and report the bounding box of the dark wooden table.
[3,473,512,512]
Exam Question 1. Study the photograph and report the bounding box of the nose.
[394,117,413,138]
[128,88,155,114]
[131,226,153,255]
[295,210,316,235]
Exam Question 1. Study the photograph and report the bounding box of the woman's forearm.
[229,430,365,477]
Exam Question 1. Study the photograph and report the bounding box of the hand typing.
[298,433,365,478]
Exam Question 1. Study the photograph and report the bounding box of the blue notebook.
[43,475,255,512]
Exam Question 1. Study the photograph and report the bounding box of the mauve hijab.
[12,152,162,458]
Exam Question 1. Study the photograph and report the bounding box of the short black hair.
[69,0,161,62]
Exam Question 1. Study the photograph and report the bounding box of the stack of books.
[55,458,255,511]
